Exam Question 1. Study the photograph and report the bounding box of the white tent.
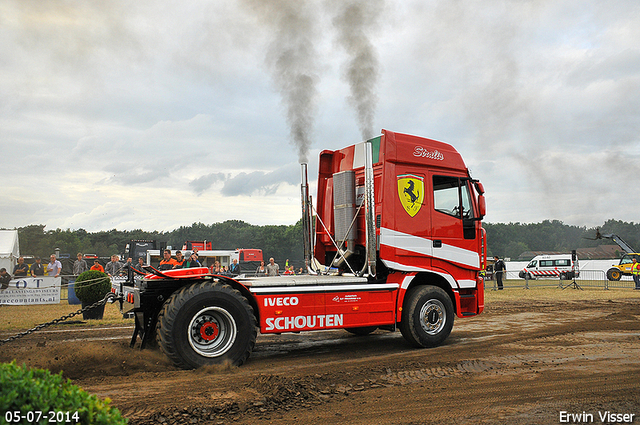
[0,230,20,272]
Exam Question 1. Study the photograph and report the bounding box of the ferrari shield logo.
[398,174,424,217]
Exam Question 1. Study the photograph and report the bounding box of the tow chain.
[0,293,123,346]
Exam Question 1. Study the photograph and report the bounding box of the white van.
[518,254,579,280]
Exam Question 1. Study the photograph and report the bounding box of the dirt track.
[2,296,640,424]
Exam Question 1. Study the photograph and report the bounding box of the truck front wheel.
[156,282,257,369]
[400,286,454,348]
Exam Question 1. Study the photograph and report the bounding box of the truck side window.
[433,176,474,219]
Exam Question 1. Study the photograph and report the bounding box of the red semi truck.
[114,129,487,369]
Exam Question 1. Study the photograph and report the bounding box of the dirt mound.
[0,330,174,380]
[604,311,639,321]
[132,374,330,424]
[46,341,174,379]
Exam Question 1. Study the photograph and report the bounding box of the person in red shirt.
[159,249,178,270]
[90,260,104,273]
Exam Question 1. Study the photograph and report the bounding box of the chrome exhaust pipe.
[363,140,377,277]
[300,163,314,273]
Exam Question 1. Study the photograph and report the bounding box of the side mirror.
[477,195,486,219]
[474,181,485,195]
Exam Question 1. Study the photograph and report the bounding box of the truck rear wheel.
[400,286,454,348]
[156,281,256,369]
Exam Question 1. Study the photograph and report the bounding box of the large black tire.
[156,281,257,369]
[400,286,454,348]
[607,268,622,281]
[345,326,378,336]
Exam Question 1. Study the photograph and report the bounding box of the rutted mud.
[2,298,640,424]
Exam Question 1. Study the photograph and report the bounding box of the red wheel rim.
[199,321,219,341]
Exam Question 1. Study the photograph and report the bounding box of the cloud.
[186,163,301,197]
[1,0,639,232]
[221,164,300,197]
[189,173,228,195]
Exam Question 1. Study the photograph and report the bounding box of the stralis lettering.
[265,314,344,331]
[413,146,444,161]
[264,296,299,307]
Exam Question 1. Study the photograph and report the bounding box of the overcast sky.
[1,0,639,233]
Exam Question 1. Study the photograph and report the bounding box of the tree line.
[7,218,640,263]
[13,220,303,263]
[483,219,640,259]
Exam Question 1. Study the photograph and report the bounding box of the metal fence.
[57,270,638,303]
[59,275,80,302]
[487,270,639,291]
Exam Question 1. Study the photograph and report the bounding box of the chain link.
[0,293,122,346]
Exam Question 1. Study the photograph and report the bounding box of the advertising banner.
[0,277,61,305]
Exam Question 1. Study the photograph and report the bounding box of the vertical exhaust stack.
[363,140,377,277]
[301,163,315,273]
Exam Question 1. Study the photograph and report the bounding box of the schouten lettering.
[264,296,299,307]
[265,314,344,331]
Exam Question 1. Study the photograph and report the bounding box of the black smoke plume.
[329,0,384,141]
[243,0,320,164]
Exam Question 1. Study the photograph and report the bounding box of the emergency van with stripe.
[518,254,579,280]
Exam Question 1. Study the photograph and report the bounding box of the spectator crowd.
[1,250,306,282]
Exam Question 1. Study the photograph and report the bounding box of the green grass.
[485,279,640,302]
[0,300,132,332]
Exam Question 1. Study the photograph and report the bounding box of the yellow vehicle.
[606,253,640,281]
[586,230,638,281]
